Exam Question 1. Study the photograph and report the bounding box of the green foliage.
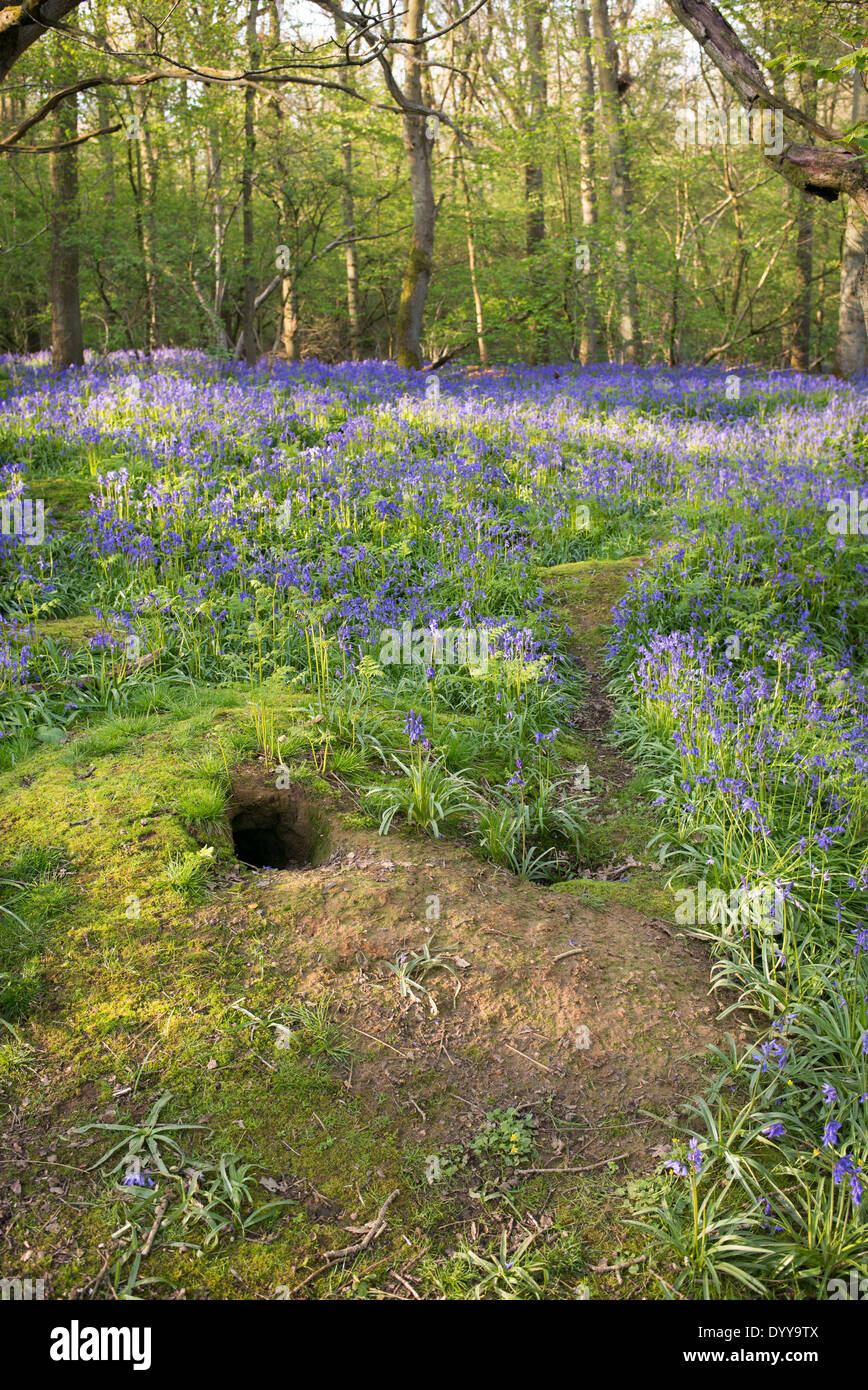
[470,1108,538,1169]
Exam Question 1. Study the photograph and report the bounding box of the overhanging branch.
[665,0,868,216]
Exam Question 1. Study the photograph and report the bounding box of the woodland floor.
[0,557,747,1300]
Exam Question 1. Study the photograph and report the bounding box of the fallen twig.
[349,1024,413,1059]
[503,1041,555,1074]
[140,1195,169,1257]
[592,1253,650,1274]
[322,1188,400,1261]
[280,1190,401,1297]
[516,1152,630,1174]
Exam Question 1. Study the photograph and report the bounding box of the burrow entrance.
[229,776,325,870]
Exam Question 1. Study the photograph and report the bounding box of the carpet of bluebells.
[2,349,868,1296]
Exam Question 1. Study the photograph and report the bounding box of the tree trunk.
[241,0,259,366]
[395,0,435,370]
[49,93,84,368]
[523,0,547,362]
[336,17,362,361]
[590,0,641,363]
[341,139,362,360]
[278,183,300,360]
[790,202,813,370]
[778,66,814,371]
[281,273,300,361]
[457,150,488,366]
[0,0,84,85]
[836,72,868,378]
[94,0,115,201]
[206,133,230,355]
[575,2,600,363]
[136,96,160,353]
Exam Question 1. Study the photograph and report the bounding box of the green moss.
[38,477,94,528]
[553,871,675,921]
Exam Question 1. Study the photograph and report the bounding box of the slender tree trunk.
[778,67,814,371]
[836,72,868,377]
[279,184,300,360]
[96,89,115,199]
[523,0,547,362]
[668,185,689,367]
[127,128,159,354]
[281,271,300,360]
[137,99,160,352]
[126,16,161,351]
[241,0,259,366]
[395,0,435,370]
[207,132,230,356]
[791,203,813,370]
[457,150,487,366]
[341,141,361,359]
[575,1,600,363]
[94,0,114,201]
[49,93,84,367]
[336,17,362,360]
[814,267,826,369]
[589,0,641,363]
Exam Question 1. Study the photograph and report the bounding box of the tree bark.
[523,0,547,362]
[206,131,230,356]
[49,92,84,367]
[94,0,114,201]
[575,1,600,363]
[135,93,160,352]
[340,139,361,359]
[590,0,641,363]
[457,149,487,366]
[782,68,815,371]
[836,72,868,378]
[395,0,435,370]
[241,0,259,366]
[281,269,300,360]
[0,0,84,85]
[790,198,813,370]
[336,16,361,360]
